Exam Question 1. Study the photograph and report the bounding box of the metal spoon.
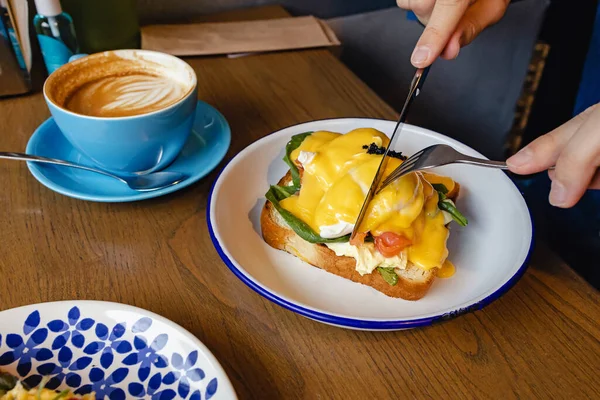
[0,152,188,191]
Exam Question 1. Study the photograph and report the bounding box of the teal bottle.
[33,0,79,74]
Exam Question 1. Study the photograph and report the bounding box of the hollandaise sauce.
[279,128,453,272]
[437,260,456,278]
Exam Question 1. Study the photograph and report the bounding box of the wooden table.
[1,6,599,399]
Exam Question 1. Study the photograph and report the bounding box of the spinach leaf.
[270,184,296,201]
[377,267,398,286]
[265,186,350,243]
[438,199,468,227]
[433,185,468,227]
[283,132,313,192]
[432,183,448,194]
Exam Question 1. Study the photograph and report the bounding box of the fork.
[378,144,536,193]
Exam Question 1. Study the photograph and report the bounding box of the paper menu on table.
[7,0,31,72]
[141,16,341,57]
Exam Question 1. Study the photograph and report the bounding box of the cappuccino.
[65,72,187,117]
[45,50,195,118]
[43,50,198,175]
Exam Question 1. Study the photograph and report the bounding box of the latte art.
[65,73,187,118]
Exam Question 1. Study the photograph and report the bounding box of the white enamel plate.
[208,119,533,330]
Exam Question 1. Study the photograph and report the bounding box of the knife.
[349,66,430,243]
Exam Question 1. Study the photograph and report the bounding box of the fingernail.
[507,148,532,168]
[453,47,460,60]
[549,180,567,207]
[411,46,430,65]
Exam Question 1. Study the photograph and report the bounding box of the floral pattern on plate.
[0,302,236,400]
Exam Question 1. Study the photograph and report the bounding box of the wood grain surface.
[0,6,599,400]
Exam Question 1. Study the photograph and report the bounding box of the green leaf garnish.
[377,267,398,286]
[432,183,448,194]
[433,185,468,227]
[438,199,468,227]
[283,132,312,193]
[266,186,350,243]
[270,184,297,201]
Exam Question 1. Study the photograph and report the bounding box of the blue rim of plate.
[25,100,231,203]
[206,117,535,330]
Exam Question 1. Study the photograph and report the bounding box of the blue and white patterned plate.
[0,301,237,399]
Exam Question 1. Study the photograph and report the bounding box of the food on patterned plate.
[0,370,95,400]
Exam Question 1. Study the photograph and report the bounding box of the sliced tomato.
[350,232,367,246]
[374,232,412,257]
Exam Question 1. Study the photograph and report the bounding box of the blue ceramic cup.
[43,50,198,176]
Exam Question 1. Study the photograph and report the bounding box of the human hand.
[397,0,510,67]
[507,104,600,208]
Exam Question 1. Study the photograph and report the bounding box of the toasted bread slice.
[260,172,437,300]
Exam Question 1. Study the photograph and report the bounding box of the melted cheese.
[280,128,453,271]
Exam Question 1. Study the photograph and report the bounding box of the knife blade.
[349,66,430,243]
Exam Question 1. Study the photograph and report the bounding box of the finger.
[411,0,471,67]
[506,104,598,174]
[549,168,600,189]
[549,104,600,208]
[440,35,461,59]
[439,0,509,60]
[590,171,600,189]
[455,0,509,47]
[439,0,510,60]
[396,0,436,17]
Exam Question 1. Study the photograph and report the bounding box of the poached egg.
[279,128,454,273]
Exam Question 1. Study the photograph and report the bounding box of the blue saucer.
[26,100,231,202]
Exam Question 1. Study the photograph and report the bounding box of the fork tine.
[379,159,417,189]
[383,161,414,184]
[384,162,414,184]
[376,148,427,193]
[378,167,412,192]
[380,150,422,182]
[404,148,425,163]
[379,162,414,188]
[383,155,419,179]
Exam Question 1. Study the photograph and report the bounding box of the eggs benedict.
[261,128,466,300]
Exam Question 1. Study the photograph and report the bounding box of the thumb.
[507,105,596,175]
